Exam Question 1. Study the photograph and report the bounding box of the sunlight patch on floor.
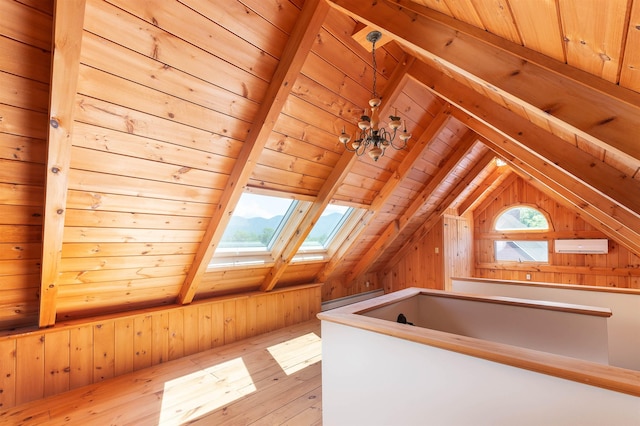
[158,357,256,424]
[267,332,322,375]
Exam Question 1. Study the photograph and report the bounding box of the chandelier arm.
[389,131,407,150]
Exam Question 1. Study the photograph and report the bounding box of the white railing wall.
[451,278,640,370]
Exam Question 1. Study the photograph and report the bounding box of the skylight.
[300,205,352,250]
[210,191,364,269]
[217,193,297,253]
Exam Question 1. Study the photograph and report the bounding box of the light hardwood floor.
[0,320,322,425]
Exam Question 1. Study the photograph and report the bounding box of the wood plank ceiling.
[1,0,639,330]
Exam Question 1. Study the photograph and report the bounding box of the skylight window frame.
[293,206,367,263]
[299,205,353,252]
[209,191,311,270]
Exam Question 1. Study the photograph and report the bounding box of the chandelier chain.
[371,38,377,99]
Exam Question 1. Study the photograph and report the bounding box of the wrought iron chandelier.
[339,30,411,162]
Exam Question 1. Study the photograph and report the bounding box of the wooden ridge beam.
[177,0,330,304]
[40,0,87,328]
[326,0,640,164]
[316,103,452,283]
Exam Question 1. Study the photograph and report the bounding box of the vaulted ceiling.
[1,0,639,331]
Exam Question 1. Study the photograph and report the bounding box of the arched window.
[495,206,549,231]
[494,206,550,262]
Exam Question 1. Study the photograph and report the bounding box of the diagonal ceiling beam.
[480,133,640,255]
[343,130,479,282]
[40,0,87,328]
[458,169,518,216]
[494,152,640,252]
[397,130,478,231]
[407,61,640,249]
[316,102,452,283]
[327,0,640,164]
[260,152,356,292]
[177,0,330,304]
[261,37,418,293]
[457,165,513,215]
[384,150,496,271]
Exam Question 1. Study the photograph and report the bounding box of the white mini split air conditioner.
[554,239,609,254]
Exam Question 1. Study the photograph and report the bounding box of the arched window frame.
[492,205,553,263]
[492,204,554,232]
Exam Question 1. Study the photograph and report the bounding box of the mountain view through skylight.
[219,193,296,251]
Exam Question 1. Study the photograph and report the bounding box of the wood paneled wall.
[381,213,473,293]
[474,177,640,288]
[323,272,380,302]
[0,283,321,410]
[0,1,52,330]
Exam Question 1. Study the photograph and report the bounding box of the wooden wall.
[323,272,381,302]
[0,1,52,330]
[381,175,640,292]
[0,283,321,410]
[474,176,640,288]
[381,213,472,293]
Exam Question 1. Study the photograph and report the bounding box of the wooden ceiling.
[1,0,639,330]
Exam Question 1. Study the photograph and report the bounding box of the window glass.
[301,205,352,250]
[495,207,548,231]
[495,240,549,262]
[218,193,297,252]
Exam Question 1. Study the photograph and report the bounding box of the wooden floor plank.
[250,387,323,425]
[0,319,322,426]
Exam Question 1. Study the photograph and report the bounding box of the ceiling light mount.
[339,30,411,162]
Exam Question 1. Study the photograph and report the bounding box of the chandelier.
[339,30,411,162]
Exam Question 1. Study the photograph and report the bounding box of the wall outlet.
[526,273,531,280]
[435,247,439,254]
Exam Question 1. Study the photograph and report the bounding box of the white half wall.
[361,293,610,363]
[321,321,640,426]
[451,278,640,370]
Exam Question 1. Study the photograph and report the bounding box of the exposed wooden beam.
[385,151,495,271]
[483,136,640,255]
[316,103,452,283]
[398,131,478,231]
[176,0,330,304]
[326,0,640,164]
[466,120,640,254]
[372,102,449,210]
[457,164,513,215]
[468,167,518,216]
[406,61,640,251]
[260,152,356,292]
[40,0,86,328]
[343,128,477,283]
[261,46,416,294]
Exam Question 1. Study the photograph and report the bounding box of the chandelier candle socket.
[340,31,411,161]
